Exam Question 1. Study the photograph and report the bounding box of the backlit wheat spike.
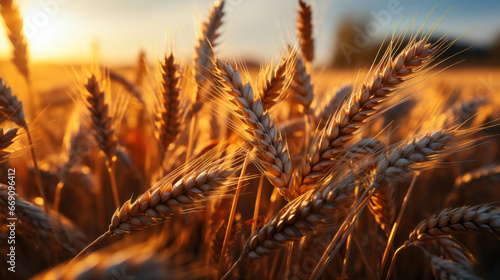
[260,52,296,111]
[0,0,29,80]
[295,39,437,193]
[431,236,477,272]
[214,58,293,199]
[193,0,225,111]
[83,74,117,160]
[297,0,314,63]
[290,55,314,114]
[107,155,235,236]
[155,53,181,153]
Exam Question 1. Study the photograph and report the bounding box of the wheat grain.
[290,55,314,114]
[192,0,225,112]
[0,77,27,128]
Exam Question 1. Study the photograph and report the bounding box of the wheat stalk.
[368,183,395,234]
[243,174,356,260]
[193,0,225,110]
[372,129,461,186]
[83,74,118,160]
[135,49,147,86]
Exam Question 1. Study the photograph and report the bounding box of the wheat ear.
[0,0,29,80]
[406,236,478,273]
[0,185,86,257]
[155,53,181,155]
[193,0,225,109]
[297,0,314,63]
[240,174,356,261]
[213,58,294,199]
[260,52,296,111]
[83,74,120,208]
[0,77,46,209]
[295,39,437,195]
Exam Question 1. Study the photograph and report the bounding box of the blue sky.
[0,0,498,66]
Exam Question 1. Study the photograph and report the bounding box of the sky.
[0,0,499,66]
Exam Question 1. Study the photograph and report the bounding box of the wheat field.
[0,0,499,279]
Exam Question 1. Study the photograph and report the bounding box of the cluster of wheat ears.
[0,0,499,279]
